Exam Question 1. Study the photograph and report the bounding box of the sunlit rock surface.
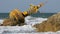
[34,13,60,32]
[1,9,25,26]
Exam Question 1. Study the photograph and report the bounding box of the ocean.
[0,13,55,19]
[0,13,60,34]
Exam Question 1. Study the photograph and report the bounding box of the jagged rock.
[1,3,44,26]
[1,9,25,26]
[33,13,60,32]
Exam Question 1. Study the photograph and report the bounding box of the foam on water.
[25,16,47,26]
[0,16,47,33]
[0,16,60,34]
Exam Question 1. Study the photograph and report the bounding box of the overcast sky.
[0,0,60,13]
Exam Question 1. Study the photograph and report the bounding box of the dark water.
[31,11,56,18]
[31,13,55,18]
[0,13,56,19]
[0,13,9,19]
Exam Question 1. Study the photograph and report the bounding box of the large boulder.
[1,9,25,26]
[33,13,60,32]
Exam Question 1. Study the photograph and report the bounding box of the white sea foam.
[25,16,47,26]
[0,19,3,24]
[0,16,60,34]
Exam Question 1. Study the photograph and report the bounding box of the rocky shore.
[33,13,60,32]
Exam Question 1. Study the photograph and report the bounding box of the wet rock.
[33,13,60,32]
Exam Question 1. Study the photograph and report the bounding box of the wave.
[0,16,60,34]
[25,16,47,26]
[0,16,47,33]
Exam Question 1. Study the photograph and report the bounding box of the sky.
[0,0,60,13]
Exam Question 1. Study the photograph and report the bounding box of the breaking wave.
[25,16,47,26]
[0,16,60,34]
[0,16,47,33]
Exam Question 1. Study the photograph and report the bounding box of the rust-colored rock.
[33,13,60,32]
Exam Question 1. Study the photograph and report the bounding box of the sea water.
[0,13,60,34]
